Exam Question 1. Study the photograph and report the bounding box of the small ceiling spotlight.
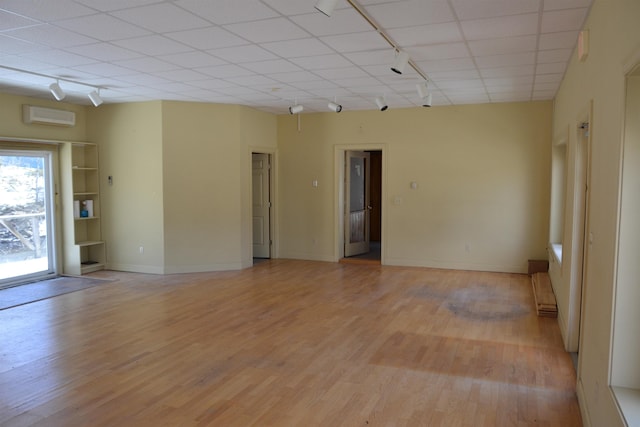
[289,104,304,114]
[315,0,339,17]
[49,81,65,101]
[390,50,410,74]
[328,100,342,113]
[375,96,388,111]
[416,82,432,107]
[88,89,103,107]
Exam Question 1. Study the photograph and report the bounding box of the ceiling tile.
[541,8,589,32]
[538,31,580,50]
[451,0,540,20]
[290,9,373,37]
[20,50,97,67]
[112,35,192,56]
[289,54,354,70]
[321,31,389,52]
[416,57,476,72]
[56,14,150,41]
[111,3,210,32]
[536,62,568,74]
[334,76,385,88]
[461,13,538,40]
[175,0,280,24]
[544,0,592,11]
[66,42,142,61]
[208,45,277,64]
[537,48,573,64]
[313,67,370,80]
[115,57,178,73]
[387,22,463,47]
[407,43,469,61]
[534,73,563,83]
[0,9,39,30]
[490,92,532,102]
[483,76,534,87]
[0,0,96,21]
[260,38,335,57]
[74,62,135,77]
[269,71,324,83]
[73,0,164,12]
[159,51,228,68]
[475,52,536,68]
[343,49,394,66]
[241,59,302,74]
[153,69,210,82]
[225,18,310,43]
[4,24,96,48]
[436,79,485,89]
[479,65,535,78]
[222,75,280,87]
[427,69,481,80]
[364,0,455,28]
[468,35,537,56]
[166,27,248,50]
[0,34,46,55]
[195,64,255,78]
[261,0,349,16]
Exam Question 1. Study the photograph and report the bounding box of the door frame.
[250,148,277,260]
[0,142,60,287]
[334,144,385,263]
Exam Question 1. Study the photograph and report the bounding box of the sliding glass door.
[0,150,56,287]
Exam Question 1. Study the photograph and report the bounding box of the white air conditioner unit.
[23,105,76,127]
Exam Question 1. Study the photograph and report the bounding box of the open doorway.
[252,152,272,263]
[341,149,382,264]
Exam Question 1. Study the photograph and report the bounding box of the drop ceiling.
[0,0,593,114]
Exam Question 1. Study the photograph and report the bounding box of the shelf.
[81,262,105,274]
[77,240,104,247]
[74,216,100,221]
[72,167,98,171]
[74,192,98,196]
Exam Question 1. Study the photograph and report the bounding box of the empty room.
[0,0,638,426]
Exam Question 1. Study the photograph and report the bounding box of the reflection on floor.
[340,241,381,265]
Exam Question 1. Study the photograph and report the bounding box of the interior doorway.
[252,152,271,261]
[341,149,382,263]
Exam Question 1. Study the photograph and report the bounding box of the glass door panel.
[0,151,55,287]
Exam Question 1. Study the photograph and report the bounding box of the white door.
[252,153,270,258]
[345,151,370,257]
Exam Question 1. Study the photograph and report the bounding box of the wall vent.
[23,105,76,127]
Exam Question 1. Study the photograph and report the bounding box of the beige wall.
[277,102,552,273]
[86,102,165,274]
[551,0,640,425]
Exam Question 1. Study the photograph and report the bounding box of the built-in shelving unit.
[60,142,105,275]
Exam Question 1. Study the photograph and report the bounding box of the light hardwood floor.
[0,260,582,426]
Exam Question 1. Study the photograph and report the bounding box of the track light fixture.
[375,96,388,111]
[416,82,432,107]
[315,0,339,17]
[88,89,103,107]
[289,104,304,114]
[391,50,410,74]
[49,81,65,101]
[328,100,342,113]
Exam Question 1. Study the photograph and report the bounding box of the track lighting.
[328,101,342,113]
[49,81,65,101]
[289,104,304,114]
[88,89,103,107]
[390,50,410,74]
[375,96,388,111]
[416,82,432,107]
[315,0,339,17]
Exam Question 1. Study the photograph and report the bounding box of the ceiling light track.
[0,65,105,106]
[345,0,430,82]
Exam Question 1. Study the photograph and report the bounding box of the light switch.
[410,181,418,189]
[394,196,402,205]
[312,180,318,187]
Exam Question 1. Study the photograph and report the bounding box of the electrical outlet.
[139,246,144,254]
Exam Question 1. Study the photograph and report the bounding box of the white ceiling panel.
[225,18,310,43]
[468,35,537,57]
[451,0,540,20]
[56,14,150,41]
[387,22,463,47]
[0,0,593,111]
[175,0,280,24]
[461,13,539,40]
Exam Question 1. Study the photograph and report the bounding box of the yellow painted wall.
[161,102,277,273]
[551,0,640,425]
[277,102,552,273]
[86,102,165,274]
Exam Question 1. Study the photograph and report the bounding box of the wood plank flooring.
[0,260,582,426]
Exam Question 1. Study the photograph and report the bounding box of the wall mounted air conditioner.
[23,105,76,127]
